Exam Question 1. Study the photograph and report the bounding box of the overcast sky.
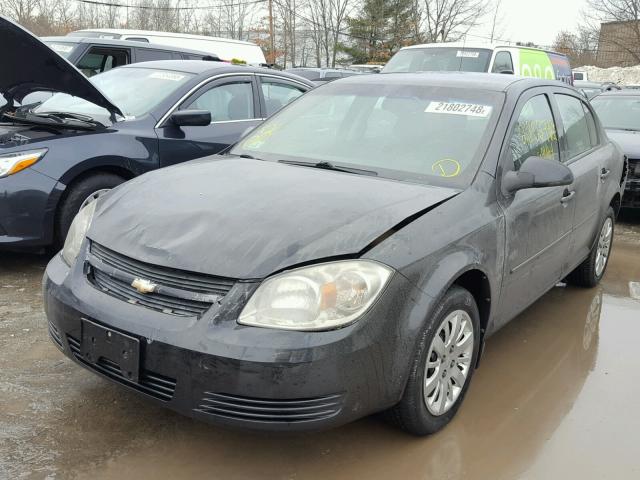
[469,0,588,47]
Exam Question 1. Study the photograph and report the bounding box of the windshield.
[231,81,503,188]
[383,47,492,73]
[591,96,640,131]
[33,67,194,122]
[44,41,78,59]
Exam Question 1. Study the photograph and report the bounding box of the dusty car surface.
[44,73,626,435]
[0,16,312,250]
[591,91,640,209]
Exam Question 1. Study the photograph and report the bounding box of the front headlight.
[238,260,393,331]
[61,200,97,265]
[0,149,48,178]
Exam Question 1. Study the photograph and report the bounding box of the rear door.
[156,74,261,167]
[551,92,607,267]
[497,89,576,325]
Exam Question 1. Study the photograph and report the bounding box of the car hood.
[88,157,460,279]
[0,16,123,117]
[606,129,640,159]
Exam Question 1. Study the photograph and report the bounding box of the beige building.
[597,20,640,67]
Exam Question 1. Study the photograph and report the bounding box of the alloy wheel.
[423,310,474,416]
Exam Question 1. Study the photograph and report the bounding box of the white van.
[383,42,573,84]
[67,28,266,66]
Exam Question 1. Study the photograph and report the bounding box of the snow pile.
[576,65,640,85]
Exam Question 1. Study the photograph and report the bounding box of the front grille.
[87,242,235,317]
[194,392,344,423]
[48,322,63,349]
[67,334,177,401]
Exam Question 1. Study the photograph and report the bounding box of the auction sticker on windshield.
[149,72,186,81]
[425,101,492,117]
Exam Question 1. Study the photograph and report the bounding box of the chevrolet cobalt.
[44,73,626,435]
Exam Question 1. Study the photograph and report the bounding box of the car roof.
[594,90,640,97]
[346,71,565,92]
[40,36,216,57]
[120,60,314,84]
[70,28,258,46]
[400,42,566,56]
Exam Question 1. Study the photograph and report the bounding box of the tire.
[384,286,481,436]
[54,173,125,249]
[566,207,615,288]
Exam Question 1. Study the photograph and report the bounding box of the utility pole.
[268,0,275,64]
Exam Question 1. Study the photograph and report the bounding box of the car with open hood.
[0,16,312,249]
[44,72,625,435]
[591,90,640,209]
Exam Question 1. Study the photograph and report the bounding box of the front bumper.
[43,252,428,431]
[0,168,63,248]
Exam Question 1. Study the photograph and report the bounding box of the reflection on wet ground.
[1,220,640,480]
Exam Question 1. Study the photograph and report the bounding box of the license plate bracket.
[81,319,140,383]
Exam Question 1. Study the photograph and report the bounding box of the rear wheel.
[54,173,125,249]
[566,207,615,287]
[385,286,480,435]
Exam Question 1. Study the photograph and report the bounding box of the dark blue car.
[0,16,312,249]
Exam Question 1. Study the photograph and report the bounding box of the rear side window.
[76,47,130,76]
[555,94,593,160]
[136,48,174,62]
[491,51,513,73]
[260,81,305,116]
[509,95,559,170]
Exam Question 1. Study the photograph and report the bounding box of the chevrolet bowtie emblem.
[131,278,157,294]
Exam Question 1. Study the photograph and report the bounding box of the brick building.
[597,20,640,67]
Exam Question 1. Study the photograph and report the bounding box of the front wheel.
[54,173,125,249]
[566,207,615,287]
[384,286,480,435]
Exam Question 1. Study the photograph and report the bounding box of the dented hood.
[0,16,123,117]
[88,158,459,279]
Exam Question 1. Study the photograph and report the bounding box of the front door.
[497,90,576,326]
[157,75,262,167]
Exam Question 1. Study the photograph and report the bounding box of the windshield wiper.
[278,160,378,176]
[30,111,105,128]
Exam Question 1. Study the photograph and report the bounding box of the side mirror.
[169,109,211,127]
[498,69,515,75]
[502,156,574,195]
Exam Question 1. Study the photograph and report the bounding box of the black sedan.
[0,16,312,249]
[591,91,640,209]
[44,73,625,435]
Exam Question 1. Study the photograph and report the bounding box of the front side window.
[491,51,514,73]
[184,82,254,122]
[555,94,592,160]
[383,47,492,73]
[261,81,305,116]
[231,82,503,188]
[509,95,559,170]
[76,48,129,77]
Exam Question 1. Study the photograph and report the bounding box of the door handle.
[600,168,611,181]
[560,190,576,204]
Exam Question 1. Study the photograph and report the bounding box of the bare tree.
[422,0,488,42]
[489,0,505,42]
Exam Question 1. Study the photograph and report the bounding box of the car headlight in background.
[61,200,97,266]
[238,260,393,331]
[0,149,47,178]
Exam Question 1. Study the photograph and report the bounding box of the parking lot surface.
[2,215,640,480]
